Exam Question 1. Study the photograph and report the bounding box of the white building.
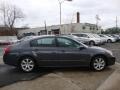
[18,23,102,37]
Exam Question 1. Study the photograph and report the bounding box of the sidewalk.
[97,63,120,90]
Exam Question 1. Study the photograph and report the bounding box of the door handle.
[61,50,65,52]
[34,49,39,51]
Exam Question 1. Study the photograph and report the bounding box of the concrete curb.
[97,63,120,90]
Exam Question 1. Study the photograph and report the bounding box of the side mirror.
[87,36,89,38]
[79,46,86,50]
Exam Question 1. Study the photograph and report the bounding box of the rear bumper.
[3,54,19,66]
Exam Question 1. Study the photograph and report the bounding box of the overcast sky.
[0,0,120,29]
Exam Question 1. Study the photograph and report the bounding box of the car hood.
[86,46,109,54]
[89,46,108,50]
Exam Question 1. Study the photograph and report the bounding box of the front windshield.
[69,35,78,38]
[87,34,95,38]
[99,35,105,37]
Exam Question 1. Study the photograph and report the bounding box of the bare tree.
[0,2,25,35]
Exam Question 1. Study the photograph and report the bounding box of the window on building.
[48,31,51,35]
[82,26,86,30]
[23,32,35,36]
[90,27,92,30]
[38,32,40,35]
[40,30,47,35]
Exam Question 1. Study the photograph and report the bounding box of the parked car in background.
[19,36,34,41]
[8,37,19,44]
[102,34,116,43]
[63,35,89,45]
[3,35,115,72]
[71,33,102,46]
[0,36,18,45]
[0,40,10,45]
[98,34,108,43]
[110,34,120,42]
[92,34,106,45]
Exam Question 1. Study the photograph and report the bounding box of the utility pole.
[96,15,101,33]
[44,20,47,35]
[116,16,118,32]
[58,0,72,34]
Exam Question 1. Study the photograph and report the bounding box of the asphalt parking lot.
[0,42,120,90]
[101,43,120,63]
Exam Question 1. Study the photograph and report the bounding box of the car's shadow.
[0,64,114,88]
[0,64,52,87]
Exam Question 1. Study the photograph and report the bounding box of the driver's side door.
[56,37,89,67]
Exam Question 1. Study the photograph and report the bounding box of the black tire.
[19,57,36,72]
[89,41,95,46]
[91,56,106,71]
[107,39,112,43]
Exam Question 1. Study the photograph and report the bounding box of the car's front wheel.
[91,56,106,71]
[19,57,36,72]
[89,41,95,46]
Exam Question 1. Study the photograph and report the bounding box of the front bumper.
[107,57,116,66]
[112,39,116,43]
[95,41,101,45]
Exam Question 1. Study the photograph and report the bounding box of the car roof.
[71,33,91,34]
[27,35,79,41]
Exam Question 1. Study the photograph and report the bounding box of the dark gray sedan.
[3,35,115,72]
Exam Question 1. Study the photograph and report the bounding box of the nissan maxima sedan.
[3,35,115,72]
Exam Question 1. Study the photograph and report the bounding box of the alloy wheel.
[20,58,35,72]
[89,41,95,46]
[92,57,106,71]
[107,39,112,43]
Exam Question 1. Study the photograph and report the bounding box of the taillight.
[4,46,10,55]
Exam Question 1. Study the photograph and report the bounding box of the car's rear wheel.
[19,57,36,72]
[89,41,95,46]
[91,56,106,71]
[107,39,112,43]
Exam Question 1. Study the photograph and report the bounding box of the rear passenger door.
[30,37,59,66]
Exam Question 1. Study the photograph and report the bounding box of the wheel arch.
[17,55,38,66]
[107,39,112,43]
[89,40,95,45]
[90,54,108,66]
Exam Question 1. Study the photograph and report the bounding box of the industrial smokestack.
[77,12,80,23]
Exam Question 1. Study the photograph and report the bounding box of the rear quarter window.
[30,37,56,47]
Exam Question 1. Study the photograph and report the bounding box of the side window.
[82,34,89,38]
[73,34,80,37]
[30,37,56,47]
[78,34,84,37]
[57,38,80,48]
[76,34,85,37]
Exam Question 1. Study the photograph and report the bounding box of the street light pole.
[116,16,118,31]
[59,2,62,25]
[95,15,101,33]
[58,0,72,34]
